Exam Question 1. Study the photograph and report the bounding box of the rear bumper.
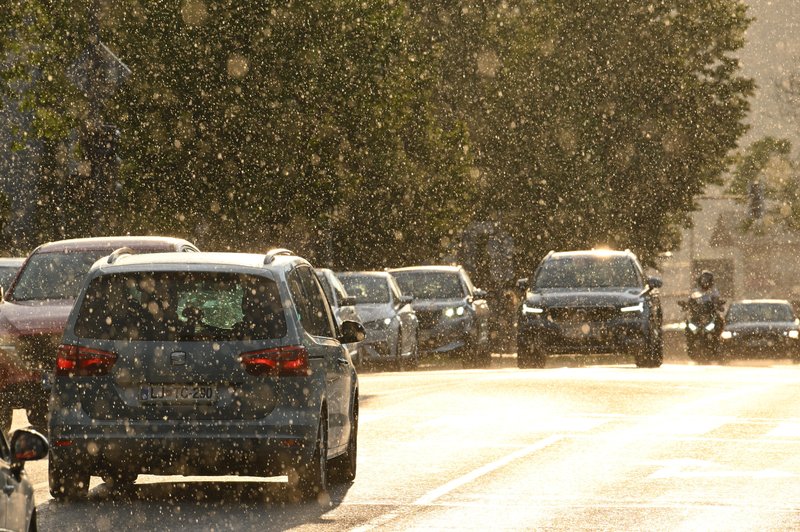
[49,408,320,476]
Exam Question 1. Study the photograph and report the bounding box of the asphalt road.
[16,354,800,530]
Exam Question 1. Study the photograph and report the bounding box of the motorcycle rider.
[695,270,725,322]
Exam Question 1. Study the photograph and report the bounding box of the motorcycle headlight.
[522,304,544,316]
[687,322,699,332]
[721,331,733,340]
[444,306,467,318]
[789,330,799,339]
[620,302,644,313]
[704,322,716,332]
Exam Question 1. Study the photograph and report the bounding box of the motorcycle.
[678,291,725,363]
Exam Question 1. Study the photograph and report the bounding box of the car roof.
[731,299,792,306]
[33,236,195,253]
[337,271,391,279]
[547,249,634,260]
[389,265,461,273]
[92,251,302,272]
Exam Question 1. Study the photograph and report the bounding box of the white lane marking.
[648,459,795,479]
[413,435,563,506]
[766,422,800,438]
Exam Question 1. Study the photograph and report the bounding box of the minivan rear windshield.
[74,271,287,341]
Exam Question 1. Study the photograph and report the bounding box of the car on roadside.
[0,428,49,531]
[48,248,364,501]
[720,299,800,361]
[516,249,663,369]
[0,236,199,434]
[336,271,418,370]
[390,265,491,368]
[0,258,24,293]
[315,268,364,366]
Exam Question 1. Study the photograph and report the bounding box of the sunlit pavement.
[19,354,800,530]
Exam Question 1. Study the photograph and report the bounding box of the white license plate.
[139,385,217,404]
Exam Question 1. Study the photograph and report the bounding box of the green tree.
[414,1,754,271]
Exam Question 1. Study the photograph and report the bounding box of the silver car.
[315,268,365,366]
[336,271,418,370]
[390,265,491,368]
[49,249,364,500]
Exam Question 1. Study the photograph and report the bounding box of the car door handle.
[336,357,349,367]
[3,483,15,496]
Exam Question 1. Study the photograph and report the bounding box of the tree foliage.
[1,1,753,276]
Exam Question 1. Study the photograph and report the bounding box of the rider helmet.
[697,270,714,291]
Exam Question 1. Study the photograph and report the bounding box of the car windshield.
[726,303,796,324]
[392,271,465,300]
[0,266,20,291]
[535,256,641,289]
[9,251,113,301]
[338,275,389,304]
[74,271,286,341]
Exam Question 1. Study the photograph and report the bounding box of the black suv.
[516,250,663,369]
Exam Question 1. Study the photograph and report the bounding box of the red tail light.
[239,346,310,377]
[56,344,117,377]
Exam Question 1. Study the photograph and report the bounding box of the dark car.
[0,428,49,531]
[720,299,800,361]
[0,236,199,434]
[390,265,491,368]
[49,249,364,500]
[516,249,663,369]
[336,272,418,370]
[316,268,364,366]
[0,258,24,293]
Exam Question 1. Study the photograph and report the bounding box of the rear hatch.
[66,268,290,421]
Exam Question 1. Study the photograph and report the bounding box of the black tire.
[635,334,664,368]
[402,341,419,371]
[462,338,489,369]
[297,415,328,500]
[329,399,358,484]
[517,341,546,369]
[393,335,404,371]
[49,453,90,500]
[28,507,37,532]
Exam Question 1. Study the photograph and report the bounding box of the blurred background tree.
[1,1,753,277]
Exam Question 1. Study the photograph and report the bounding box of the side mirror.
[398,295,413,306]
[339,320,366,344]
[472,288,487,300]
[516,278,529,291]
[340,296,356,307]
[647,277,663,289]
[9,428,49,473]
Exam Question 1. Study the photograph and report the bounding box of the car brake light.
[56,344,117,376]
[239,346,310,377]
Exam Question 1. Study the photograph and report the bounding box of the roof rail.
[107,247,136,264]
[264,248,294,265]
